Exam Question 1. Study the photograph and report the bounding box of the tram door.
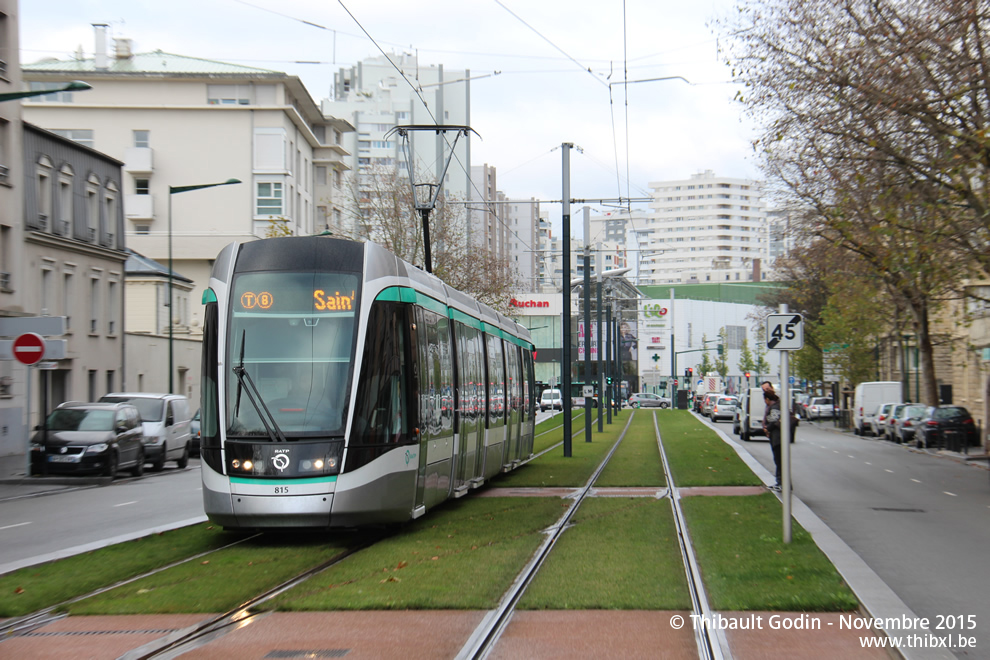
[413,307,455,512]
[453,322,484,493]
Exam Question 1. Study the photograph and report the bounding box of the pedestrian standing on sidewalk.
[764,391,783,491]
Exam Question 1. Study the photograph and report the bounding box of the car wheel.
[741,431,750,442]
[660,401,669,409]
[177,444,190,469]
[131,447,145,477]
[151,447,166,472]
[104,451,119,479]
[633,402,641,409]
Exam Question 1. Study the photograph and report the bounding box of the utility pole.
[561,143,573,457]
[596,242,604,431]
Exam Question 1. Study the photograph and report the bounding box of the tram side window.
[348,302,411,471]
[486,333,505,427]
[523,348,535,418]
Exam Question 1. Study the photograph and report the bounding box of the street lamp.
[0,80,92,103]
[167,178,241,393]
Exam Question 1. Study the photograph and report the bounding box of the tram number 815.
[274,486,290,494]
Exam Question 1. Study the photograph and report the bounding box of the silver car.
[711,396,739,422]
[628,393,671,409]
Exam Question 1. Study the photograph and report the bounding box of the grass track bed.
[657,411,763,487]
[0,523,245,617]
[595,411,665,487]
[494,411,629,488]
[270,497,565,610]
[68,532,370,615]
[681,494,858,611]
[520,498,690,610]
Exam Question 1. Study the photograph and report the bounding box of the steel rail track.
[455,412,636,660]
[119,533,387,660]
[0,532,264,641]
[652,412,725,660]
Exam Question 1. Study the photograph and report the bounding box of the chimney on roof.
[752,258,762,282]
[93,23,109,70]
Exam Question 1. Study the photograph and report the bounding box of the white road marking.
[944,491,957,497]
[885,469,894,473]
[0,521,32,531]
[865,462,872,465]
[911,479,921,484]
[114,501,138,507]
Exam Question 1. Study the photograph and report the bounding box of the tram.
[199,236,536,529]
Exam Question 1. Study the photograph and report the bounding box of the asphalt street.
[707,414,990,658]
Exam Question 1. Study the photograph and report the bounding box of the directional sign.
[766,314,804,351]
[12,332,45,365]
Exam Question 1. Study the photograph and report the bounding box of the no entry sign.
[12,332,46,365]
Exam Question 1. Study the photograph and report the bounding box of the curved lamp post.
[168,178,241,393]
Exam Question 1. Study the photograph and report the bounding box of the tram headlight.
[232,459,240,469]
[243,460,253,471]
[314,459,324,470]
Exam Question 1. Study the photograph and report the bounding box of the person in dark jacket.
[764,391,782,491]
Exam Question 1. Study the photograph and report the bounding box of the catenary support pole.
[561,143,573,457]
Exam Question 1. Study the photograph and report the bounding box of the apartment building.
[22,27,353,341]
[323,53,471,238]
[645,170,769,285]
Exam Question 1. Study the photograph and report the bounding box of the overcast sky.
[19,0,761,234]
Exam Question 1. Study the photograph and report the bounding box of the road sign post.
[766,308,804,544]
[12,332,46,366]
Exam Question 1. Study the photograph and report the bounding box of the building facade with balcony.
[22,29,354,344]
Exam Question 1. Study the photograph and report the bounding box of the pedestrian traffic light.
[744,371,751,379]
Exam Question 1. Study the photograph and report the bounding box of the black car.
[915,405,978,450]
[30,402,146,478]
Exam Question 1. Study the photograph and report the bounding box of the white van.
[100,393,193,470]
[734,386,797,442]
[735,387,768,441]
[853,381,902,436]
[539,389,563,412]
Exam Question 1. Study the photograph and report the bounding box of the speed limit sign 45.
[766,314,804,351]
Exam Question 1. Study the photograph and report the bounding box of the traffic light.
[717,344,724,356]
[744,371,751,379]
[686,367,693,378]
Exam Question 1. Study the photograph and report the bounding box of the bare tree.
[331,165,521,314]
[721,0,988,405]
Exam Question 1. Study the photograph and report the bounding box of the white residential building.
[323,53,471,237]
[644,170,769,284]
[504,198,540,293]
[22,28,354,340]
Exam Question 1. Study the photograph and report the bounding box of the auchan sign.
[510,298,550,309]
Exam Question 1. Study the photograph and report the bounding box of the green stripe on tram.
[230,475,338,485]
[376,286,533,349]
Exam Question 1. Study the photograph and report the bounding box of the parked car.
[889,404,929,444]
[806,397,835,420]
[99,393,193,471]
[711,396,738,422]
[30,401,145,478]
[540,389,563,412]
[915,406,979,450]
[882,403,908,441]
[190,408,201,457]
[794,394,814,419]
[700,393,720,418]
[854,381,902,435]
[628,392,671,409]
[869,402,899,437]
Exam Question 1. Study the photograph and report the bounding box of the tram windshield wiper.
[231,364,288,443]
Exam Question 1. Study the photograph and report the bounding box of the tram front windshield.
[227,271,360,438]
